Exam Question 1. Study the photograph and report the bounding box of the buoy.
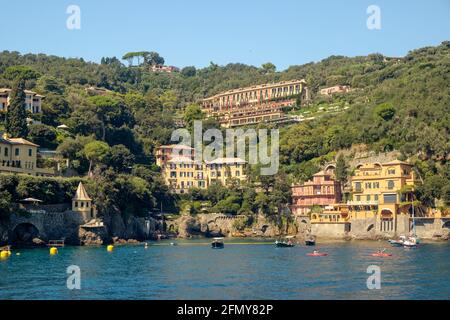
[107,245,114,252]
[6,250,12,256]
[16,253,21,256]
[0,250,9,258]
[49,247,58,255]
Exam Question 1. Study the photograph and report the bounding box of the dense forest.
[0,41,448,220]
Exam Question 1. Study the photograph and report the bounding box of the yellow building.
[348,160,418,231]
[160,155,246,194]
[0,135,54,176]
[72,182,97,222]
[205,157,246,186]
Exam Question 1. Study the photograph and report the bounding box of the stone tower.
[72,182,96,222]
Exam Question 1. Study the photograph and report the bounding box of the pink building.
[291,170,342,216]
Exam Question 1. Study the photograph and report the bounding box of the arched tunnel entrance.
[11,223,41,247]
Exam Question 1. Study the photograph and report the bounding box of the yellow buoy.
[107,245,114,252]
[0,250,9,258]
[49,247,58,255]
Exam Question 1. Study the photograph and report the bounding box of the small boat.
[170,242,178,246]
[275,236,295,248]
[371,252,393,257]
[403,237,418,248]
[211,238,224,249]
[371,249,392,257]
[305,235,316,246]
[388,235,407,247]
[307,250,328,257]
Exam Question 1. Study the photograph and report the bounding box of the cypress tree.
[5,78,29,138]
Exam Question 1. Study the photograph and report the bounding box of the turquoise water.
[0,239,449,300]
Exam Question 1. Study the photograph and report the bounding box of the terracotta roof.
[382,159,411,166]
[3,137,39,147]
[73,182,92,201]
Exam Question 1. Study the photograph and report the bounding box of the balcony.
[347,200,379,206]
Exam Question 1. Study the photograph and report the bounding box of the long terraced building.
[202,79,308,127]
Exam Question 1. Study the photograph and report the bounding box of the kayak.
[371,253,392,257]
[307,252,328,256]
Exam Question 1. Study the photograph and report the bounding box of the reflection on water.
[0,239,449,299]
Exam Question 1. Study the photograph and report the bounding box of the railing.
[347,200,379,206]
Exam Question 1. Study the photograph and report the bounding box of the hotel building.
[0,135,54,176]
[346,160,418,232]
[0,88,44,114]
[156,145,246,193]
[202,79,307,127]
[291,167,342,216]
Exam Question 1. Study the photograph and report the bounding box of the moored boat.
[211,238,224,249]
[388,235,406,247]
[275,236,295,248]
[305,235,316,246]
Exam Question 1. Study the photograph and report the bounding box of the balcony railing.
[347,200,379,206]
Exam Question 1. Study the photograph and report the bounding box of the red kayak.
[371,253,392,257]
[307,252,328,256]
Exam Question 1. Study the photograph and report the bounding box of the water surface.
[1,239,449,299]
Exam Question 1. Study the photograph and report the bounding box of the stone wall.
[311,222,350,239]
[414,218,450,240]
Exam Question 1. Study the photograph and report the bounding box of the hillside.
[0,41,448,214]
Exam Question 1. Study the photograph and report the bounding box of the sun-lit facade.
[347,160,418,231]
[0,88,44,114]
[0,134,54,176]
[202,79,307,127]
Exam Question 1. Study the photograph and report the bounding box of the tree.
[159,90,178,109]
[335,154,348,186]
[375,103,396,121]
[108,144,135,173]
[261,62,276,73]
[5,78,28,138]
[181,66,196,77]
[183,103,203,130]
[0,190,12,221]
[83,141,110,175]
[87,96,121,140]
[3,65,40,81]
[28,124,57,149]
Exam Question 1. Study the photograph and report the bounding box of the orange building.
[291,169,342,216]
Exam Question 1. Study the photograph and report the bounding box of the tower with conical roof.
[72,182,95,221]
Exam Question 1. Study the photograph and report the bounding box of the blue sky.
[1,0,449,70]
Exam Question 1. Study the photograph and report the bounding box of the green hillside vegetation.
[0,41,448,218]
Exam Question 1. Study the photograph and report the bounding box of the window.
[367,195,371,201]
[28,149,32,157]
[356,195,361,201]
[388,169,396,175]
[15,148,19,156]
[75,202,78,207]
[354,182,362,191]
[383,194,397,203]
[387,180,395,190]
[374,194,379,201]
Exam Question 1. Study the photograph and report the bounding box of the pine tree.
[5,78,29,138]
